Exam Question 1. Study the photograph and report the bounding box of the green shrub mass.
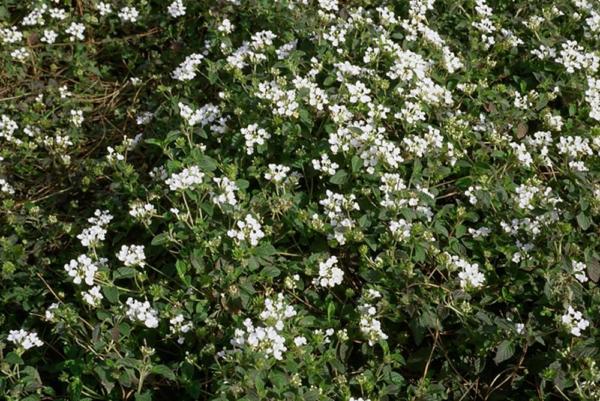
[1,0,600,400]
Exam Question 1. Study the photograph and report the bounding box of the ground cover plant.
[0,0,599,400]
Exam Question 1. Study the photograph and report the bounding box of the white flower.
[98,2,112,16]
[572,261,588,283]
[169,314,193,344]
[118,7,139,23]
[172,53,204,81]
[82,285,104,307]
[313,256,344,288]
[450,255,485,289]
[126,298,159,328]
[178,102,220,126]
[116,245,146,267]
[10,47,29,61]
[0,178,15,195]
[241,124,271,155]
[293,336,307,346]
[211,177,238,207]
[358,301,387,346]
[218,18,234,34]
[41,29,58,44]
[7,329,43,350]
[227,214,265,246]
[389,219,412,241]
[129,202,156,220]
[65,22,85,41]
[70,110,84,127]
[45,303,59,321]
[561,306,590,337]
[264,164,291,184]
[64,254,99,286]
[165,166,204,191]
[312,154,339,176]
[229,294,296,360]
[167,0,186,18]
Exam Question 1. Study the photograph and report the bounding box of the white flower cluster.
[313,255,344,288]
[585,77,600,121]
[82,285,103,307]
[514,183,558,210]
[65,22,85,41]
[70,110,84,127]
[167,0,186,18]
[116,244,146,267]
[129,202,156,221]
[389,219,413,241]
[0,178,15,195]
[7,329,43,350]
[264,164,291,184]
[561,306,590,337]
[230,293,297,360]
[572,261,588,283]
[0,115,18,141]
[165,166,204,191]
[125,298,159,328]
[256,80,299,118]
[118,6,139,23]
[217,18,235,34]
[64,254,100,286]
[227,214,265,246]
[241,124,271,155]
[77,209,113,248]
[169,314,193,344]
[449,255,485,289]
[403,126,444,158]
[172,53,204,81]
[319,190,360,245]
[328,121,403,174]
[312,154,339,176]
[555,40,598,74]
[358,290,388,346]
[211,177,239,207]
[178,102,220,127]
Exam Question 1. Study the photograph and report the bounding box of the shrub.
[0,0,599,400]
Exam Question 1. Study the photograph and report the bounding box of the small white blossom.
[126,298,159,328]
[7,329,43,350]
[313,256,344,288]
[116,245,146,267]
[561,306,590,337]
[227,214,265,246]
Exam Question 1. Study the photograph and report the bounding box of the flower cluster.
[313,256,344,288]
[7,329,44,351]
[125,298,159,328]
[227,214,265,246]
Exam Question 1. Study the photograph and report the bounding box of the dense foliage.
[1,0,600,400]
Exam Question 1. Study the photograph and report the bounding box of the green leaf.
[151,232,170,246]
[236,179,250,190]
[260,265,281,278]
[198,155,218,172]
[113,267,136,280]
[577,213,591,230]
[329,169,348,185]
[151,365,176,381]
[255,243,277,257]
[351,156,363,173]
[4,351,24,365]
[494,340,515,364]
[102,286,119,304]
[588,258,600,283]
